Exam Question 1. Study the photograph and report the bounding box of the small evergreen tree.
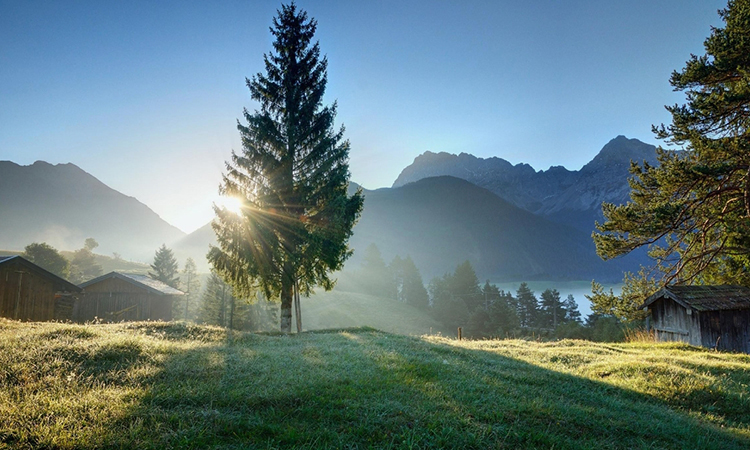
[198,272,273,331]
[22,242,69,279]
[562,294,582,324]
[149,244,179,288]
[177,257,201,321]
[198,272,232,327]
[389,255,404,300]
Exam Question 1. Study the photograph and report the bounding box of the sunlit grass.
[0,318,748,449]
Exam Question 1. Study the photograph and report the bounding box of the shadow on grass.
[6,322,749,449]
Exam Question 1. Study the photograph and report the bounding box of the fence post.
[457,327,462,340]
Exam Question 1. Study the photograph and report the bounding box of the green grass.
[301,290,443,335]
[0,319,748,449]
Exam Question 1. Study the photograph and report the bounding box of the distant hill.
[350,176,632,282]
[0,161,185,260]
[172,222,216,272]
[393,136,659,232]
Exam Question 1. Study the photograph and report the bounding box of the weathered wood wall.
[0,260,60,321]
[75,277,173,322]
[698,309,750,354]
[649,298,702,347]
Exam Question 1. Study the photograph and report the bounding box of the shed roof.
[0,255,82,293]
[79,272,185,296]
[640,285,750,312]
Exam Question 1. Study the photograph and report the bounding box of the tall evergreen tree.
[450,260,482,312]
[400,256,429,309]
[149,244,179,289]
[360,243,396,298]
[209,4,363,333]
[467,282,519,338]
[429,274,468,331]
[515,282,538,328]
[538,288,565,329]
[562,294,582,324]
[594,0,750,299]
[22,242,69,279]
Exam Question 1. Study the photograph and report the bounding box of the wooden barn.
[77,272,183,322]
[640,285,750,353]
[0,255,82,321]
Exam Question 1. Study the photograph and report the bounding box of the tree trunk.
[280,276,293,333]
[294,280,302,333]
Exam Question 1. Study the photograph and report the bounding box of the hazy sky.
[1,0,726,233]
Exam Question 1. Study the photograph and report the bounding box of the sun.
[217,196,244,215]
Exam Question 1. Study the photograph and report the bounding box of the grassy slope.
[58,251,151,275]
[301,290,442,336]
[0,320,748,449]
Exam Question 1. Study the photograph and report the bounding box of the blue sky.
[0,0,726,233]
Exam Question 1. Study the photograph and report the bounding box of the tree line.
[355,243,624,340]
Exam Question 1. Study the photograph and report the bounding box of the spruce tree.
[198,272,231,327]
[429,274,468,331]
[360,243,396,298]
[149,244,179,289]
[178,257,201,321]
[209,4,363,333]
[594,0,750,289]
[515,282,538,328]
[562,294,582,324]
[450,260,482,312]
[400,256,429,309]
[539,288,565,329]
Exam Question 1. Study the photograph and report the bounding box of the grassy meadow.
[1,319,749,449]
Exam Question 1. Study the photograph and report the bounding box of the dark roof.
[0,255,82,293]
[79,272,184,296]
[640,285,750,312]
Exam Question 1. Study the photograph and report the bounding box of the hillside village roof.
[79,272,184,296]
[640,285,750,312]
[0,255,82,293]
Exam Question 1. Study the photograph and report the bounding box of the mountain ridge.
[0,160,185,260]
[392,135,659,233]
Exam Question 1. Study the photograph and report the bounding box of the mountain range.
[393,135,658,232]
[0,160,185,259]
[0,136,656,281]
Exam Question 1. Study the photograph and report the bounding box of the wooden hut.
[640,285,750,353]
[0,255,82,321]
[77,272,183,322]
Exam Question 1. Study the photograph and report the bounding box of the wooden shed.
[0,255,82,321]
[77,272,183,322]
[640,285,750,353]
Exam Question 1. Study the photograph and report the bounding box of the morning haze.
[2,1,750,447]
